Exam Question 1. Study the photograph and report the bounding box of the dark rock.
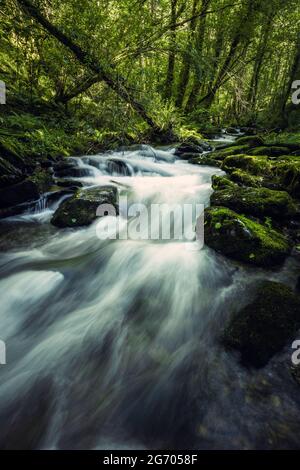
[107,158,131,175]
[0,180,40,209]
[249,146,290,157]
[54,179,84,189]
[0,156,24,188]
[204,206,290,267]
[51,185,119,228]
[177,152,200,161]
[225,127,240,135]
[234,135,265,147]
[175,142,204,155]
[211,186,297,219]
[223,281,300,368]
[211,175,236,190]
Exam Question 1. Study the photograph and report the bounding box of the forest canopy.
[1,0,300,149]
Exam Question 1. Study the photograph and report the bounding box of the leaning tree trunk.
[16,0,161,132]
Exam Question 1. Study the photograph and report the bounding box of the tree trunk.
[175,0,200,108]
[198,0,254,108]
[55,74,100,105]
[247,15,273,110]
[164,0,178,100]
[278,32,300,123]
[16,0,161,131]
[184,0,211,112]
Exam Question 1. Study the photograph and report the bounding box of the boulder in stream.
[211,186,297,219]
[223,281,300,368]
[204,206,290,267]
[51,185,119,228]
[0,179,40,209]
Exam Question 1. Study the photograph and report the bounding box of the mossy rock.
[28,169,53,193]
[204,207,290,267]
[234,135,265,147]
[222,281,300,368]
[189,155,222,167]
[230,169,264,188]
[249,146,290,157]
[273,161,300,198]
[211,175,237,190]
[51,185,119,228]
[209,144,250,160]
[211,186,297,219]
[222,154,271,175]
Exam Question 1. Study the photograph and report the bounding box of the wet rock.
[0,156,24,187]
[0,180,40,209]
[211,175,236,190]
[54,179,84,189]
[223,281,300,367]
[229,169,264,188]
[0,376,53,449]
[209,145,251,161]
[51,185,119,228]
[189,155,222,167]
[175,140,211,156]
[107,158,131,175]
[204,206,290,267]
[225,127,240,135]
[234,135,265,147]
[221,154,271,175]
[249,146,290,157]
[177,152,200,161]
[211,186,297,219]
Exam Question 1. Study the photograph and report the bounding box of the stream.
[0,142,300,449]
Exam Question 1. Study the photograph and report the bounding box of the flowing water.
[0,144,300,450]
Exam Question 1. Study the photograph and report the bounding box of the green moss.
[29,170,53,193]
[211,174,237,190]
[204,206,290,267]
[210,144,250,160]
[249,146,290,157]
[211,186,297,219]
[223,281,300,367]
[272,161,300,197]
[222,154,271,175]
[230,169,263,188]
[51,185,119,228]
[234,135,265,147]
[189,155,222,167]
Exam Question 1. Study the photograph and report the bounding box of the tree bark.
[164,0,178,100]
[184,0,211,112]
[16,0,161,131]
[278,32,300,123]
[198,0,254,108]
[175,0,200,108]
[247,15,273,110]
